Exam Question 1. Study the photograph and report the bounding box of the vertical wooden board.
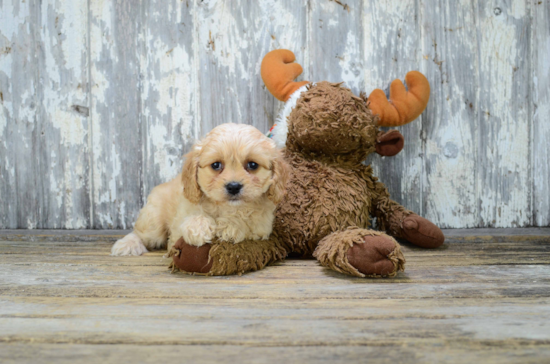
[90,0,142,229]
[0,1,88,229]
[196,0,307,136]
[139,0,198,197]
[0,0,544,229]
[361,0,423,216]
[531,0,550,227]
[477,0,531,227]
[0,1,39,228]
[308,0,364,93]
[35,0,90,228]
[263,1,308,127]
[419,0,479,228]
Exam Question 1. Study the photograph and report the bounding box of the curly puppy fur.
[111,123,289,256]
[172,82,412,276]
[166,78,440,277]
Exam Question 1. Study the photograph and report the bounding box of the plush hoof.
[346,235,405,277]
[170,237,213,274]
[401,214,445,248]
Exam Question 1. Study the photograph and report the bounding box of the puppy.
[111,123,288,256]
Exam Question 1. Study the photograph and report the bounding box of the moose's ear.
[375,130,404,157]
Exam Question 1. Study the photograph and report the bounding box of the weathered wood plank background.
[0,0,548,229]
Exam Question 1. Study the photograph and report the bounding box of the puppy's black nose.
[225,182,243,196]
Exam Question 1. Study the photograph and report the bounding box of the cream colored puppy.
[111,123,288,256]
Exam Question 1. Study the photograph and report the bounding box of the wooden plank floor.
[1,229,550,364]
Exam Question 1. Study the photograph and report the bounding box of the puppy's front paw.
[111,233,148,256]
[180,215,215,247]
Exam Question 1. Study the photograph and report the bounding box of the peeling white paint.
[36,0,90,228]
[477,0,530,227]
[510,0,526,19]
[260,0,303,54]
[418,0,480,228]
[531,0,550,226]
[0,98,8,140]
[198,0,250,81]
[338,32,362,90]
[0,0,30,39]
[1,0,548,229]
[49,150,62,209]
[138,0,199,199]
[362,0,424,216]
[423,81,479,228]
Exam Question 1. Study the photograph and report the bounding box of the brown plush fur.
[273,82,412,257]
[274,149,374,255]
[313,228,405,278]
[172,81,444,277]
[287,82,378,162]
[170,236,287,276]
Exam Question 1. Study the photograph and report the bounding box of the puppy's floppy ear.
[267,152,290,204]
[181,148,202,204]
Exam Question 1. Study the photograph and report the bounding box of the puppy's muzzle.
[225,182,243,196]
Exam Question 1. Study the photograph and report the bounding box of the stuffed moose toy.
[170,49,445,277]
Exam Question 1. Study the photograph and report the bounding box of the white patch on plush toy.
[267,84,310,148]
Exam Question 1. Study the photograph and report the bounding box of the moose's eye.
[247,161,259,171]
[211,162,222,171]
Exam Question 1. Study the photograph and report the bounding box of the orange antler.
[368,71,430,127]
[261,49,309,102]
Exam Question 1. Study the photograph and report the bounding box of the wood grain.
[420,0,479,228]
[309,0,364,92]
[477,0,531,227]
[1,0,549,228]
[196,0,307,135]
[0,231,549,362]
[1,296,549,345]
[89,0,143,229]
[37,0,91,229]
[1,343,550,364]
[362,0,424,216]
[531,0,550,226]
[139,0,199,197]
[0,1,91,229]
[0,1,40,229]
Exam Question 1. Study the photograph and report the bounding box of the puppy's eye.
[211,162,222,171]
[247,161,259,171]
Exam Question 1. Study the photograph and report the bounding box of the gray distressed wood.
[139,0,199,197]
[196,0,307,135]
[1,296,550,344]
[0,1,90,229]
[0,231,550,362]
[1,0,549,229]
[477,0,531,227]
[37,0,91,229]
[89,0,143,229]
[2,344,550,364]
[532,0,550,226]
[420,0,480,228]
[308,0,364,92]
[0,1,40,229]
[2,226,550,242]
[362,0,423,217]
